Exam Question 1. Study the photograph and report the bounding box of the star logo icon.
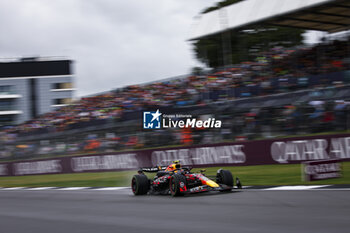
[150,109,162,122]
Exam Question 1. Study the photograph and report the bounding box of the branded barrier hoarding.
[0,134,349,176]
[303,159,342,181]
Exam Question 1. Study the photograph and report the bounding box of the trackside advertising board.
[0,133,349,176]
[303,159,342,181]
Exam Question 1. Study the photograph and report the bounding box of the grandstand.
[0,0,349,160]
[189,0,350,40]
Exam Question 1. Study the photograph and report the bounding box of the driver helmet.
[165,160,181,172]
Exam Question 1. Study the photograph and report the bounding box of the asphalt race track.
[0,188,349,233]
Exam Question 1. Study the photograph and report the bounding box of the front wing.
[185,184,232,194]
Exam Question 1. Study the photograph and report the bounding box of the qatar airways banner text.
[0,134,349,176]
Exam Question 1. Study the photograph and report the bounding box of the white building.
[0,57,75,126]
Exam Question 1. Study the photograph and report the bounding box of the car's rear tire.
[131,174,150,195]
[169,174,186,197]
[216,169,233,187]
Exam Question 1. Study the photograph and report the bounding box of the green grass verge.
[0,171,137,187]
[0,162,349,187]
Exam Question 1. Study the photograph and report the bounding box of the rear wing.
[138,166,167,173]
[138,166,193,174]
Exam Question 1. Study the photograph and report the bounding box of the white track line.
[1,187,26,190]
[265,185,329,190]
[57,187,90,191]
[26,187,56,190]
[92,187,129,191]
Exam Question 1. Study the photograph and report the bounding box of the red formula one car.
[131,160,242,196]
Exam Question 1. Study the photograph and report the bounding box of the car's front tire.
[169,174,186,197]
[216,169,233,187]
[131,174,150,195]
